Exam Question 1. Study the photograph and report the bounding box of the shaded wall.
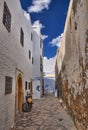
[55,0,88,130]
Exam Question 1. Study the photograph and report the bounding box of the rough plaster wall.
[56,0,88,130]
[61,0,88,130]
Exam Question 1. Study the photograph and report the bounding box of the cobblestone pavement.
[14,94,77,130]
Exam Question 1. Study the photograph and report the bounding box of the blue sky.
[20,0,70,59]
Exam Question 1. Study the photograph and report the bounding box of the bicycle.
[22,95,33,112]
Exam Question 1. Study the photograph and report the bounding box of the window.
[29,50,31,59]
[32,57,34,64]
[20,28,24,47]
[40,56,43,72]
[75,22,77,30]
[40,42,42,48]
[40,56,42,63]
[3,1,11,32]
[5,76,12,94]
[40,38,42,48]
[25,81,27,90]
[40,64,43,72]
[31,32,33,41]
[29,82,30,89]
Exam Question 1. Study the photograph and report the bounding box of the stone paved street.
[14,94,77,130]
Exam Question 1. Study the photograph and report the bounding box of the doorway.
[15,74,24,118]
[18,77,23,112]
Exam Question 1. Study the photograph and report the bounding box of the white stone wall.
[32,80,41,99]
[32,27,43,98]
[32,29,41,99]
[32,30,40,78]
[0,0,33,129]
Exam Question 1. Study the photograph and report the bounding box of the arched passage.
[18,77,23,112]
[15,74,24,117]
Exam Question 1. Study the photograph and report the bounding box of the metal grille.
[5,76,12,94]
[3,1,11,32]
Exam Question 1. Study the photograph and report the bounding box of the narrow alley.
[0,0,88,130]
[14,94,77,130]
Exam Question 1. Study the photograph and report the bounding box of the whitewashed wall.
[0,0,33,129]
[32,28,42,99]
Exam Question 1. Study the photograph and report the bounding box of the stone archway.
[15,74,24,118]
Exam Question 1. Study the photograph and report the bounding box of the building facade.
[32,24,44,99]
[55,0,88,130]
[0,0,34,129]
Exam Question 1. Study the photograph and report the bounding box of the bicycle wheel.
[29,103,32,111]
[22,103,30,112]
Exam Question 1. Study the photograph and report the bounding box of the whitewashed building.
[32,22,44,99]
[0,0,34,130]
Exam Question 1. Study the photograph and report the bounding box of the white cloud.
[42,34,48,40]
[50,33,63,48]
[43,56,56,74]
[32,20,45,31]
[28,0,51,13]
[24,11,30,21]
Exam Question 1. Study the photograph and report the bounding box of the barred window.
[20,28,24,47]
[5,76,12,94]
[3,1,11,32]
[29,50,31,59]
